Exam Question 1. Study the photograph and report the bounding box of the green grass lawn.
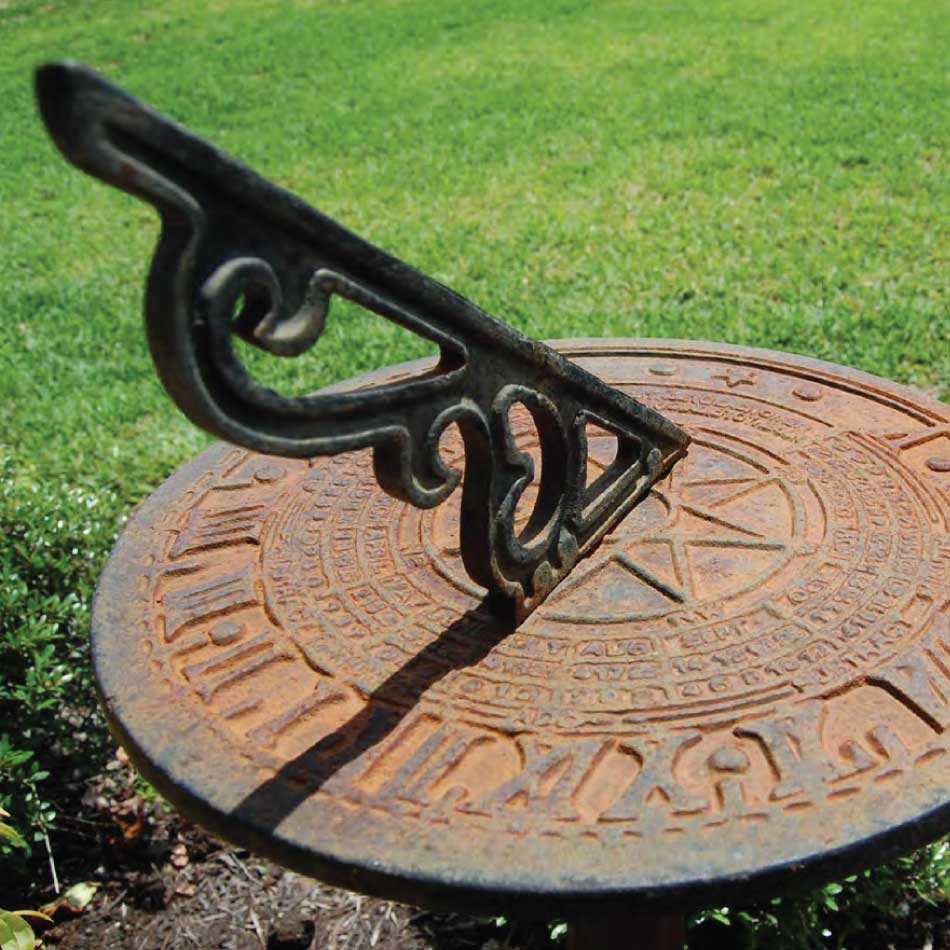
[1,0,948,944]
[2,0,948,495]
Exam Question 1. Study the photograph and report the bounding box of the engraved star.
[550,449,796,612]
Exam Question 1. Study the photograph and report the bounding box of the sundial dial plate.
[93,339,950,916]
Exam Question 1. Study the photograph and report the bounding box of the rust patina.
[92,340,950,918]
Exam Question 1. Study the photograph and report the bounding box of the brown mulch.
[20,749,555,950]
[14,748,950,949]
[41,842,550,950]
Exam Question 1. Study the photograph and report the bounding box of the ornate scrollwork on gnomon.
[36,61,689,616]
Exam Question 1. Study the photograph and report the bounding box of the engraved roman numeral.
[161,566,258,641]
[736,700,832,801]
[181,630,293,703]
[377,723,492,808]
[870,615,950,731]
[246,679,350,749]
[171,502,269,557]
[463,738,610,821]
[600,732,706,820]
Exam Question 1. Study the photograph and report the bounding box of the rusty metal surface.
[35,61,688,616]
[92,340,950,917]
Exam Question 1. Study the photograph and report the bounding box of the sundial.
[37,62,950,949]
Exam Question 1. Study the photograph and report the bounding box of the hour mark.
[161,566,258,642]
[792,383,823,402]
[182,631,293,703]
[171,503,269,557]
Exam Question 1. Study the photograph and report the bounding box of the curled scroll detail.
[36,60,690,617]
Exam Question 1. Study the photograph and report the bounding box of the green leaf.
[0,824,24,848]
[0,910,36,950]
[63,882,99,912]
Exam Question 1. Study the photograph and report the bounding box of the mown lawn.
[1,0,948,946]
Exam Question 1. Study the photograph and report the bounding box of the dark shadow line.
[231,593,516,832]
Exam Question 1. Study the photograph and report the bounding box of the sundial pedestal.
[93,341,950,938]
[567,911,686,950]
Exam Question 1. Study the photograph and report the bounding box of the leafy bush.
[0,809,54,948]
[0,456,124,876]
[691,842,950,948]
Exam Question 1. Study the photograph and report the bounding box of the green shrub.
[691,841,950,948]
[0,456,123,875]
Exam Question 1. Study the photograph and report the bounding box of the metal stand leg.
[566,911,685,950]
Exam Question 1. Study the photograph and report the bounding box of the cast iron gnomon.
[36,61,688,616]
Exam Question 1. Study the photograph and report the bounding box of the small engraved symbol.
[708,745,750,773]
[254,463,286,483]
[210,619,245,646]
[713,369,757,389]
[926,456,950,473]
[792,383,823,402]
